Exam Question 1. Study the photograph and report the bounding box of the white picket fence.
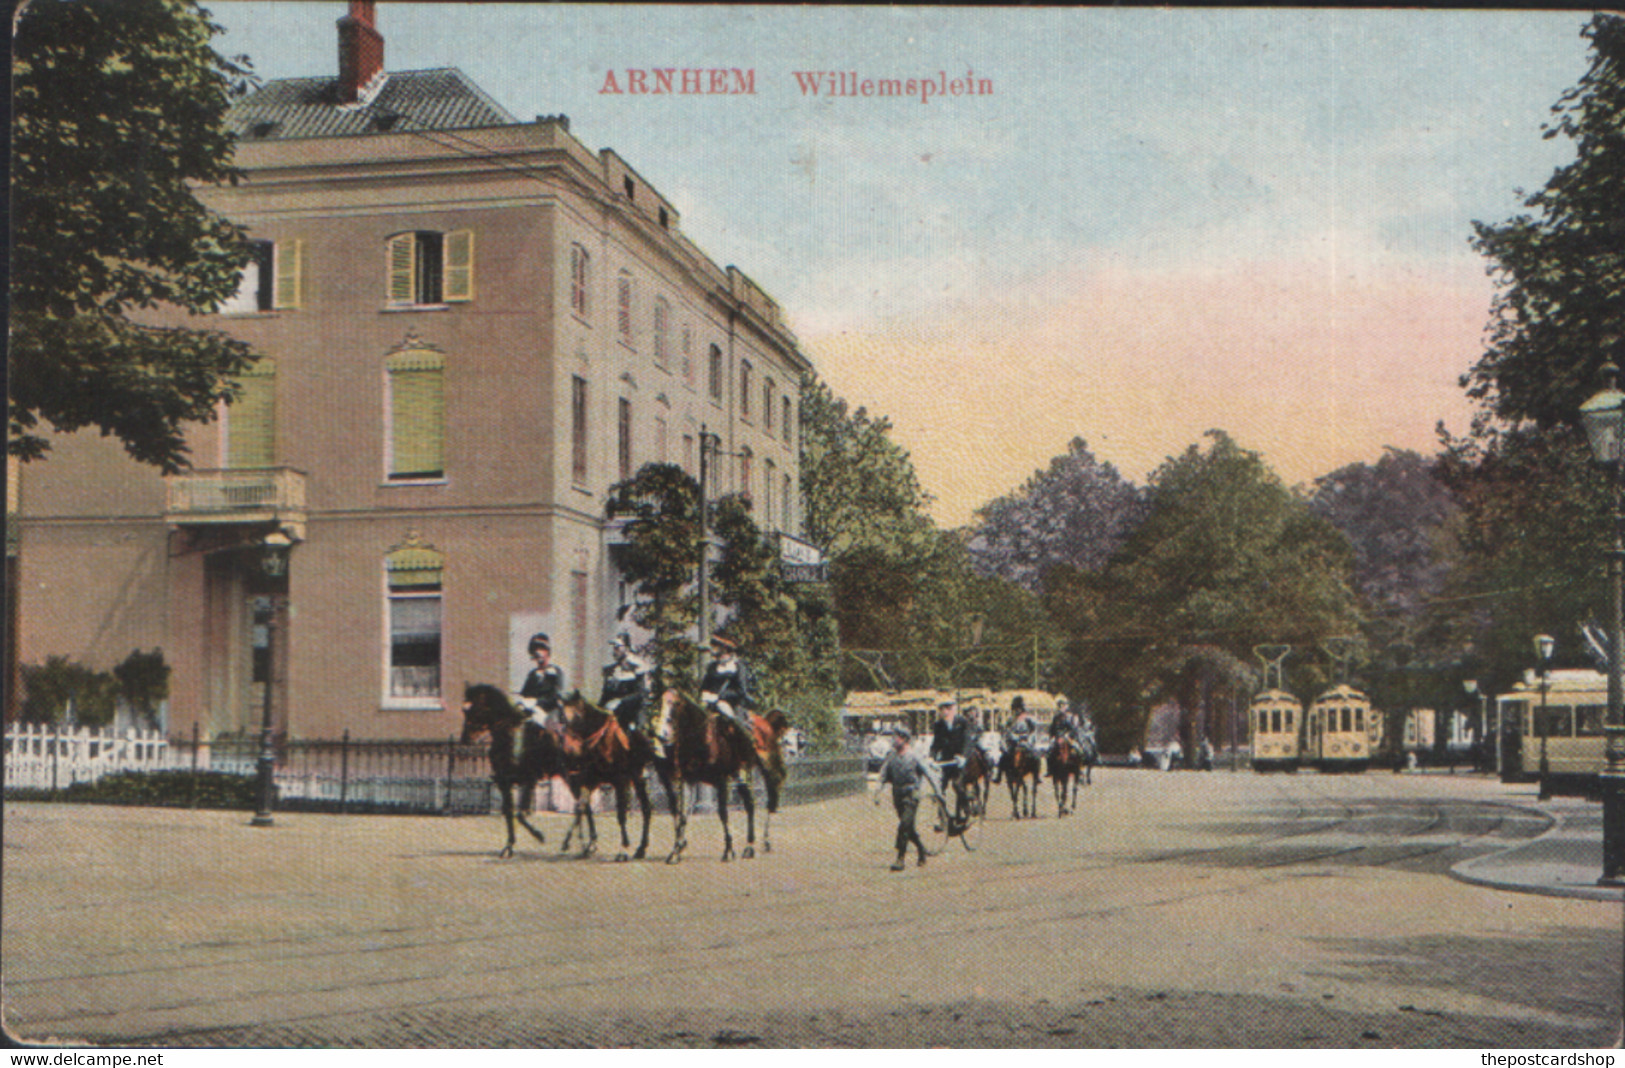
[3,723,174,791]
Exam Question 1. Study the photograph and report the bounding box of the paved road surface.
[3,769,1620,1047]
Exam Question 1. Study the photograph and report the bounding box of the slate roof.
[224,68,517,141]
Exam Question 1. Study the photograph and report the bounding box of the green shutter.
[444,230,473,302]
[274,239,303,309]
[388,233,416,304]
[227,361,276,468]
[388,350,445,478]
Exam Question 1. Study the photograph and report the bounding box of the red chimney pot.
[338,1,384,103]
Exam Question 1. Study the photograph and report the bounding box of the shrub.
[59,769,261,809]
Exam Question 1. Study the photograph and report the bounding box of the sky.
[208,4,1593,526]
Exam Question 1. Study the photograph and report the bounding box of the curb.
[1448,801,1624,902]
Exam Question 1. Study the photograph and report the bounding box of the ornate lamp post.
[1578,363,1625,883]
[251,531,292,828]
[1534,634,1555,801]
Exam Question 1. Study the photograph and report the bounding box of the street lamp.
[1534,634,1555,801]
[1579,363,1625,884]
[1463,678,1490,774]
[251,530,292,828]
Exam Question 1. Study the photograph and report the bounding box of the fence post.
[339,729,350,814]
[190,722,200,808]
[50,722,59,797]
[443,735,455,814]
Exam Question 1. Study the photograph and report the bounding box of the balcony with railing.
[164,467,308,536]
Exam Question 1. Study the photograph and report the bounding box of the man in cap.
[1049,697,1084,751]
[929,695,972,812]
[518,632,567,728]
[873,728,934,871]
[1004,695,1038,763]
[599,632,649,734]
[700,634,756,742]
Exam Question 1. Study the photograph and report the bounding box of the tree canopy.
[11,0,259,471]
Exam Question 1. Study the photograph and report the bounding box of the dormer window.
[624,176,635,201]
[248,120,281,139]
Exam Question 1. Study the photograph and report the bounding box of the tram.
[1304,684,1375,772]
[1493,669,1607,793]
[1249,646,1302,772]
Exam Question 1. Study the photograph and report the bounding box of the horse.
[960,745,993,819]
[460,683,569,859]
[1078,730,1100,786]
[1000,740,1043,819]
[556,692,658,862]
[653,690,788,863]
[1047,735,1083,816]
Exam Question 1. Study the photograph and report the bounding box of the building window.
[570,244,590,319]
[764,459,776,527]
[618,397,633,482]
[385,535,444,701]
[221,240,303,313]
[617,274,634,344]
[739,446,753,501]
[763,378,775,435]
[225,359,276,468]
[681,326,694,389]
[740,361,753,419]
[387,230,473,306]
[783,396,793,448]
[571,375,589,484]
[782,473,793,530]
[708,344,724,401]
[655,416,669,463]
[385,349,446,480]
[683,433,695,475]
[653,298,670,368]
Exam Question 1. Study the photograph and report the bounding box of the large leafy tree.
[1442,14,1625,689]
[965,437,1147,592]
[605,464,703,691]
[11,0,259,471]
[1046,432,1360,752]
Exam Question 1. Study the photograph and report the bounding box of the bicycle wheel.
[920,794,950,856]
[950,795,982,852]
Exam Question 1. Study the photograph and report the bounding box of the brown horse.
[460,683,568,858]
[654,690,788,863]
[1000,741,1043,819]
[1047,735,1083,816]
[556,692,658,862]
[960,746,992,819]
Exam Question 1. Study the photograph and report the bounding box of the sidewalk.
[1450,793,1624,902]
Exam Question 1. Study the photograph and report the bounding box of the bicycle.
[923,759,982,854]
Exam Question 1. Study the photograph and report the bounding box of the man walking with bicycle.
[874,728,935,871]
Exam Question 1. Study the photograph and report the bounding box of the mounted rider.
[700,634,756,746]
[1048,697,1085,753]
[599,632,649,734]
[1004,695,1038,760]
[518,632,567,729]
[929,695,971,807]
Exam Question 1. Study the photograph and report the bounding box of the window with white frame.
[570,244,590,319]
[387,230,473,306]
[385,535,444,702]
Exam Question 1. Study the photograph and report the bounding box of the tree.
[966,437,1147,591]
[20,656,119,728]
[1046,432,1361,753]
[11,0,259,471]
[605,464,703,691]
[1463,14,1625,432]
[113,649,171,732]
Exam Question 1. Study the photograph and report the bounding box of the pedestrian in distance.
[874,728,937,871]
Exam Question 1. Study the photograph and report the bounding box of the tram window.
[1578,705,1606,737]
[1537,705,1574,738]
[1338,707,1349,733]
[1285,710,1293,730]
[1355,707,1364,732]
[1271,709,1281,733]
[1259,710,1268,734]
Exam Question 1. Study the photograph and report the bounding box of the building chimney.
[337,0,384,103]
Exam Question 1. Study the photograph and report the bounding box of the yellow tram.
[1249,689,1303,772]
[1493,669,1607,791]
[1304,684,1375,772]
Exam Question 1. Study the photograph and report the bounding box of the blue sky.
[207,4,1594,524]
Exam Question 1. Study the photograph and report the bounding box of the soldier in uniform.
[599,633,649,734]
[873,728,934,871]
[1005,695,1038,758]
[700,634,756,742]
[518,632,567,728]
[929,696,971,811]
[1049,697,1083,750]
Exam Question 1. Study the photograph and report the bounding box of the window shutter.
[227,361,276,468]
[444,230,473,302]
[387,350,446,478]
[274,239,304,309]
[387,233,416,304]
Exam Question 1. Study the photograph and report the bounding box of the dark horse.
[460,683,568,858]
[654,690,788,863]
[556,692,658,862]
[1047,735,1083,816]
[1000,741,1043,819]
[961,746,993,819]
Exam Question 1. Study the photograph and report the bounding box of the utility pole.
[696,425,712,689]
